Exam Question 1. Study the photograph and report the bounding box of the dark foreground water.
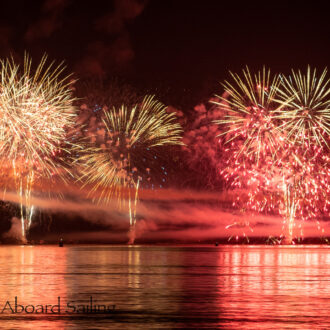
[0,245,329,329]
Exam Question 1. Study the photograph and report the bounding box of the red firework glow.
[213,67,330,244]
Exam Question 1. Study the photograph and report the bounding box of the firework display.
[77,95,183,240]
[213,67,330,243]
[0,53,328,245]
[0,54,76,239]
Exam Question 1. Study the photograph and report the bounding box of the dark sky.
[1,0,330,107]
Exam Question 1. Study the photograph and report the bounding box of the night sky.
[1,0,330,108]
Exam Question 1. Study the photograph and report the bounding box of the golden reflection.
[0,245,67,328]
[0,245,329,329]
[216,246,330,328]
[128,247,141,289]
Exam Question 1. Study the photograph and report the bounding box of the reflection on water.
[0,245,329,329]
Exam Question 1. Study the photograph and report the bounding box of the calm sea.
[0,245,329,329]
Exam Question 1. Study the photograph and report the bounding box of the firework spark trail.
[225,220,254,243]
[78,95,183,242]
[275,68,330,241]
[0,54,76,239]
[214,67,330,243]
[213,67,286,218]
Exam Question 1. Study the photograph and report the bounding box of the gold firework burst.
[0,54,76,237]
[79,95,183,206]
[275,66,330,147]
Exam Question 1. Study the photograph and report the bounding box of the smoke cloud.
[1,186,328,243]
[3,217,26,244]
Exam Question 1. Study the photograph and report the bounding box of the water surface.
[0,245,329,329]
